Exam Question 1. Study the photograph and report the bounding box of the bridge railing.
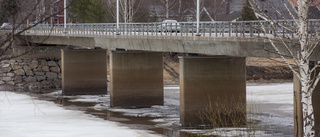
[20,20,320,38]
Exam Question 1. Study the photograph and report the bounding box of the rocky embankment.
[0,58,61,89]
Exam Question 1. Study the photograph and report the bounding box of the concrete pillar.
[61,49,107,95]
[180,56,246,127]
[294,74,320,136]
[110,51,163,107]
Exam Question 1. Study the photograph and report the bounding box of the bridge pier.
[179,56,246,127]
[61,49,108,95]
[294,74,320,136]
[110,51,163,107]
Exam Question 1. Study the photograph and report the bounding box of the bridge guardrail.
[7,20,320,38]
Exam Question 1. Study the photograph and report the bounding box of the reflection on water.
[35,92,187,137]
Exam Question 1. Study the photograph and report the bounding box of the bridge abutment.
[179,56,246,127]
[61,49,108,95]
[110,51,164,107]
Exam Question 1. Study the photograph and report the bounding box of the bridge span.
[17,21,320,131]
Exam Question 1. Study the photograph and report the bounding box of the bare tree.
[105,0,141,23]
[159,0,178,19]
[250,0,320,136]
[0,0,74,62]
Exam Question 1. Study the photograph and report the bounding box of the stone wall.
[0,58,61,89]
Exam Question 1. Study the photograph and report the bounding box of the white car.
[0,23,12,30]
[159,20,181,32]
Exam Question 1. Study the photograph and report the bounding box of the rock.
[33,67,43,72]
[0,67,11,73]
[0,81,5,84]
[47,61,57,67]
[50,67,60,73]
[35,72,45,76]
[46,72,57,79]
[14,69,25,76]
[6,73,15,77]
[36,76,46,81]
[40,59,47,66]
[42,66,50,72]
[25,76,36,82]
[23,65,31,71]
[2,63,10,67]
[58,74,62,79]
[25,69,34,76]
[29,60,38,69]
[7,81,15,85]
[41,81,52,85]
[14,76,23,83]
[3,77,12,81]
[12,64,22,70]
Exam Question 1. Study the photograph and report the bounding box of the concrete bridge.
[17,20,320,134]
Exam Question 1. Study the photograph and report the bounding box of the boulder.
[0,81,5,84]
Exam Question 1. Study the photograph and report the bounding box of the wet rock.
[42,66,50,72]
[47,61,57,67]
[25,76,36,82]
[14,69,25,76]
[46,72,57,79]
[50,67,60,73]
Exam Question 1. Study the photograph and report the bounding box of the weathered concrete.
[110,51,163,107]
[294,74,320,136]
[25,34,320,59]
[180,56,246,127]
[61,49,107,95]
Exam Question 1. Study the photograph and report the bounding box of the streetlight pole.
[64,0,67,33]
[196,0,200,36]
[116,0,120,35]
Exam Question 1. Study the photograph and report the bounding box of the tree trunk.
[166,0,169,19]
[298,0,315,136]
